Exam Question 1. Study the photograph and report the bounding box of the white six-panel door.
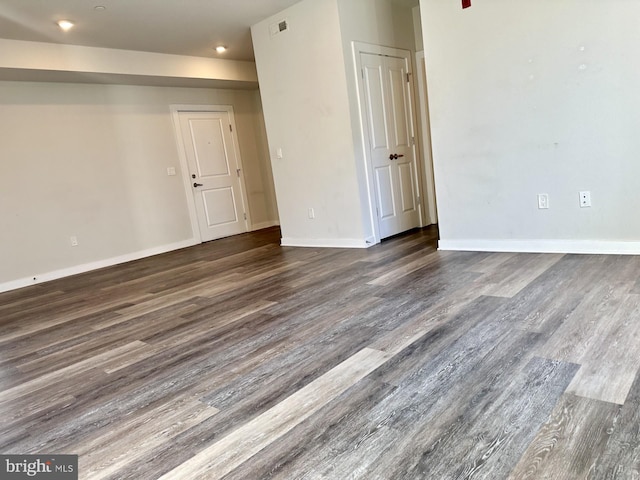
[361,52,421,239]
[178,111,248,242]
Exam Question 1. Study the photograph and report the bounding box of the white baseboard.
[281,237,370,249]
[251,220,280,231]
[438,239,640,255]
[0,238,198,294]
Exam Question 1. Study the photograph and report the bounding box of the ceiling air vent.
[269,19,289,37]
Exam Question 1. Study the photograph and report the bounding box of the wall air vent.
[269,19,289,37]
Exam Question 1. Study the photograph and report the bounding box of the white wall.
[412,5,424,52]
[252,0,367,247]
[422,0,640,253]
[338,0,416,52]
[252,0,419,247]
[251,91,280,226]
[0,81,277,290]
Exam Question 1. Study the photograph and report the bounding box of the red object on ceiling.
[462,0,471,8]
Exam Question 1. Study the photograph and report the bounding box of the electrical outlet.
[308,208,315,219]
[70,236,78,247]
[580,191,591,208]
[537,193,549,209]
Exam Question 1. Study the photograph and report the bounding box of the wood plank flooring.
[2,226,640,479]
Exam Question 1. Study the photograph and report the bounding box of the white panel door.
[179,111,247,242]
[361,53,420,239]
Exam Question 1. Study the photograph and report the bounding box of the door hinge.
[376,206,380,217]
[236,168,241,177]
[361,68,364,79]
[406,72,412,83]
[243,212,247,220]
[229,124,233,132]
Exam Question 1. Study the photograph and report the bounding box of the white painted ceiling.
[0,0,309,61]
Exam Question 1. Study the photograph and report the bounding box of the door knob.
[193,182,203,187]
[389,154,405,160]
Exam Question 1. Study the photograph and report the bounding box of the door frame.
[352,42,425,245]
[170,104,250,243]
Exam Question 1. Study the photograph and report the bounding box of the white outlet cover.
[580,191,591,207]
[537,194,549,209]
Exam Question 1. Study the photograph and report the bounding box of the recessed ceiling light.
[57,20,74,31]
[215,46,227,54]
[94,5,106,11]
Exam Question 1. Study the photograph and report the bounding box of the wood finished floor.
[2,226,640,479]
